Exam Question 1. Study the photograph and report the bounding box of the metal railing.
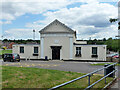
[48,63,117,90]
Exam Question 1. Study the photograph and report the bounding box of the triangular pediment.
[39,19,75,34]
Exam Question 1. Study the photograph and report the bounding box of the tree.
[3,39,8,42]
[109,18,118,23]
[103,38,106,41]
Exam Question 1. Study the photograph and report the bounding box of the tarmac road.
[1,60,114,75]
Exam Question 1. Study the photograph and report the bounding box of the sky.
[0,0,119,40]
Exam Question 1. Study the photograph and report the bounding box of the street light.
[115,35,120,63]
[118,1,120,63]
[33,29,35,40]
[116,22,120,63]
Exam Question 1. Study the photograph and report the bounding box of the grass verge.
[0,50,12,55]
[2,66,113,89]
[91,63,120,66]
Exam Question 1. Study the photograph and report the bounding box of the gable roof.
[39,19,75,34]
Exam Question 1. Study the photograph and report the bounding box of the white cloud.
[76,24,118,39]
[0,20,12,25]
[3,29,40,39]
[26,2,117,39]
[1,0,118,39]
[1,0,74,21]
[1,0,117,21]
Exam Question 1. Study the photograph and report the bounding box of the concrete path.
[109,78,120,90]
[109,66,120,90]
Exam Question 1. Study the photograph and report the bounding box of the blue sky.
[0,0,118,40]
[2,13,46,30]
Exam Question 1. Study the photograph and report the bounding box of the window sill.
[33,53,39,56]
[75,54,82,57]
[91,55,98,58]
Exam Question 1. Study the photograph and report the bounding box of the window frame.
[75,47,81,57]
[34,47,38,54]
[20,46,24,53]
[92,47,98,58]
[92,47,97,55]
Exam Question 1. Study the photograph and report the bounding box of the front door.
[51,46,61,60]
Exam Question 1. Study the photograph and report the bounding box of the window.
[34,47,38,53]
[20,47,24,53]
[92,47,97,55]
[13,54,17,57]
[76,47,81,57]
[13,54,19,57]
[92,47,98,57]
[4,54,12,58]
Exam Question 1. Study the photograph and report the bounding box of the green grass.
[91,63,120,66]
[2,66,113,89]
[0,50,12,55]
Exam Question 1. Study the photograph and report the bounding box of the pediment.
[39,19,75,34]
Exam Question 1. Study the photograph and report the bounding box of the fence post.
[104,65,106,84]
[88,75,91,86]
[113,64,115,78]
[105,77,106,84]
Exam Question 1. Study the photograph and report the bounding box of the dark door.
[52,47,60,60]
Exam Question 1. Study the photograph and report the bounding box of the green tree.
[103,38,106,41]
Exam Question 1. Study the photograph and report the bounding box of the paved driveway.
[2,60,112,74]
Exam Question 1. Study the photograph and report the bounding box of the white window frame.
[34,47,38,54]
[76,47,81,56]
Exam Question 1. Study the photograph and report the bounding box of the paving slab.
[109,66,120,90]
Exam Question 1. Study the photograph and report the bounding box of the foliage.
[109,18,118,23]
[2,38,119,52]
[2,47,7,50]
[87,38,119,52]
[104,39,119,52]
[2,39,40,44]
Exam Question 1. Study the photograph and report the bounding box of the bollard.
[45,56,48,61]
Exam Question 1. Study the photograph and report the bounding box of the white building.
[13,19,107,61]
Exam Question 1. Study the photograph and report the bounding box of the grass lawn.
[2,66,113,89]
[91,63,120,66]
[0,50,12,55]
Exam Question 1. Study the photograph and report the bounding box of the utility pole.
[116,35,120,63]
[1,25,3,56]
[109,1,120,63]
[89,37,91,40]
[118,1,120,63]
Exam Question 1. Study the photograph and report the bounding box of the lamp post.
[1,28,4,56]
[115,35,120,63]
[109,1,120,63]
[33,29,35,40]
[118,1,120,63]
